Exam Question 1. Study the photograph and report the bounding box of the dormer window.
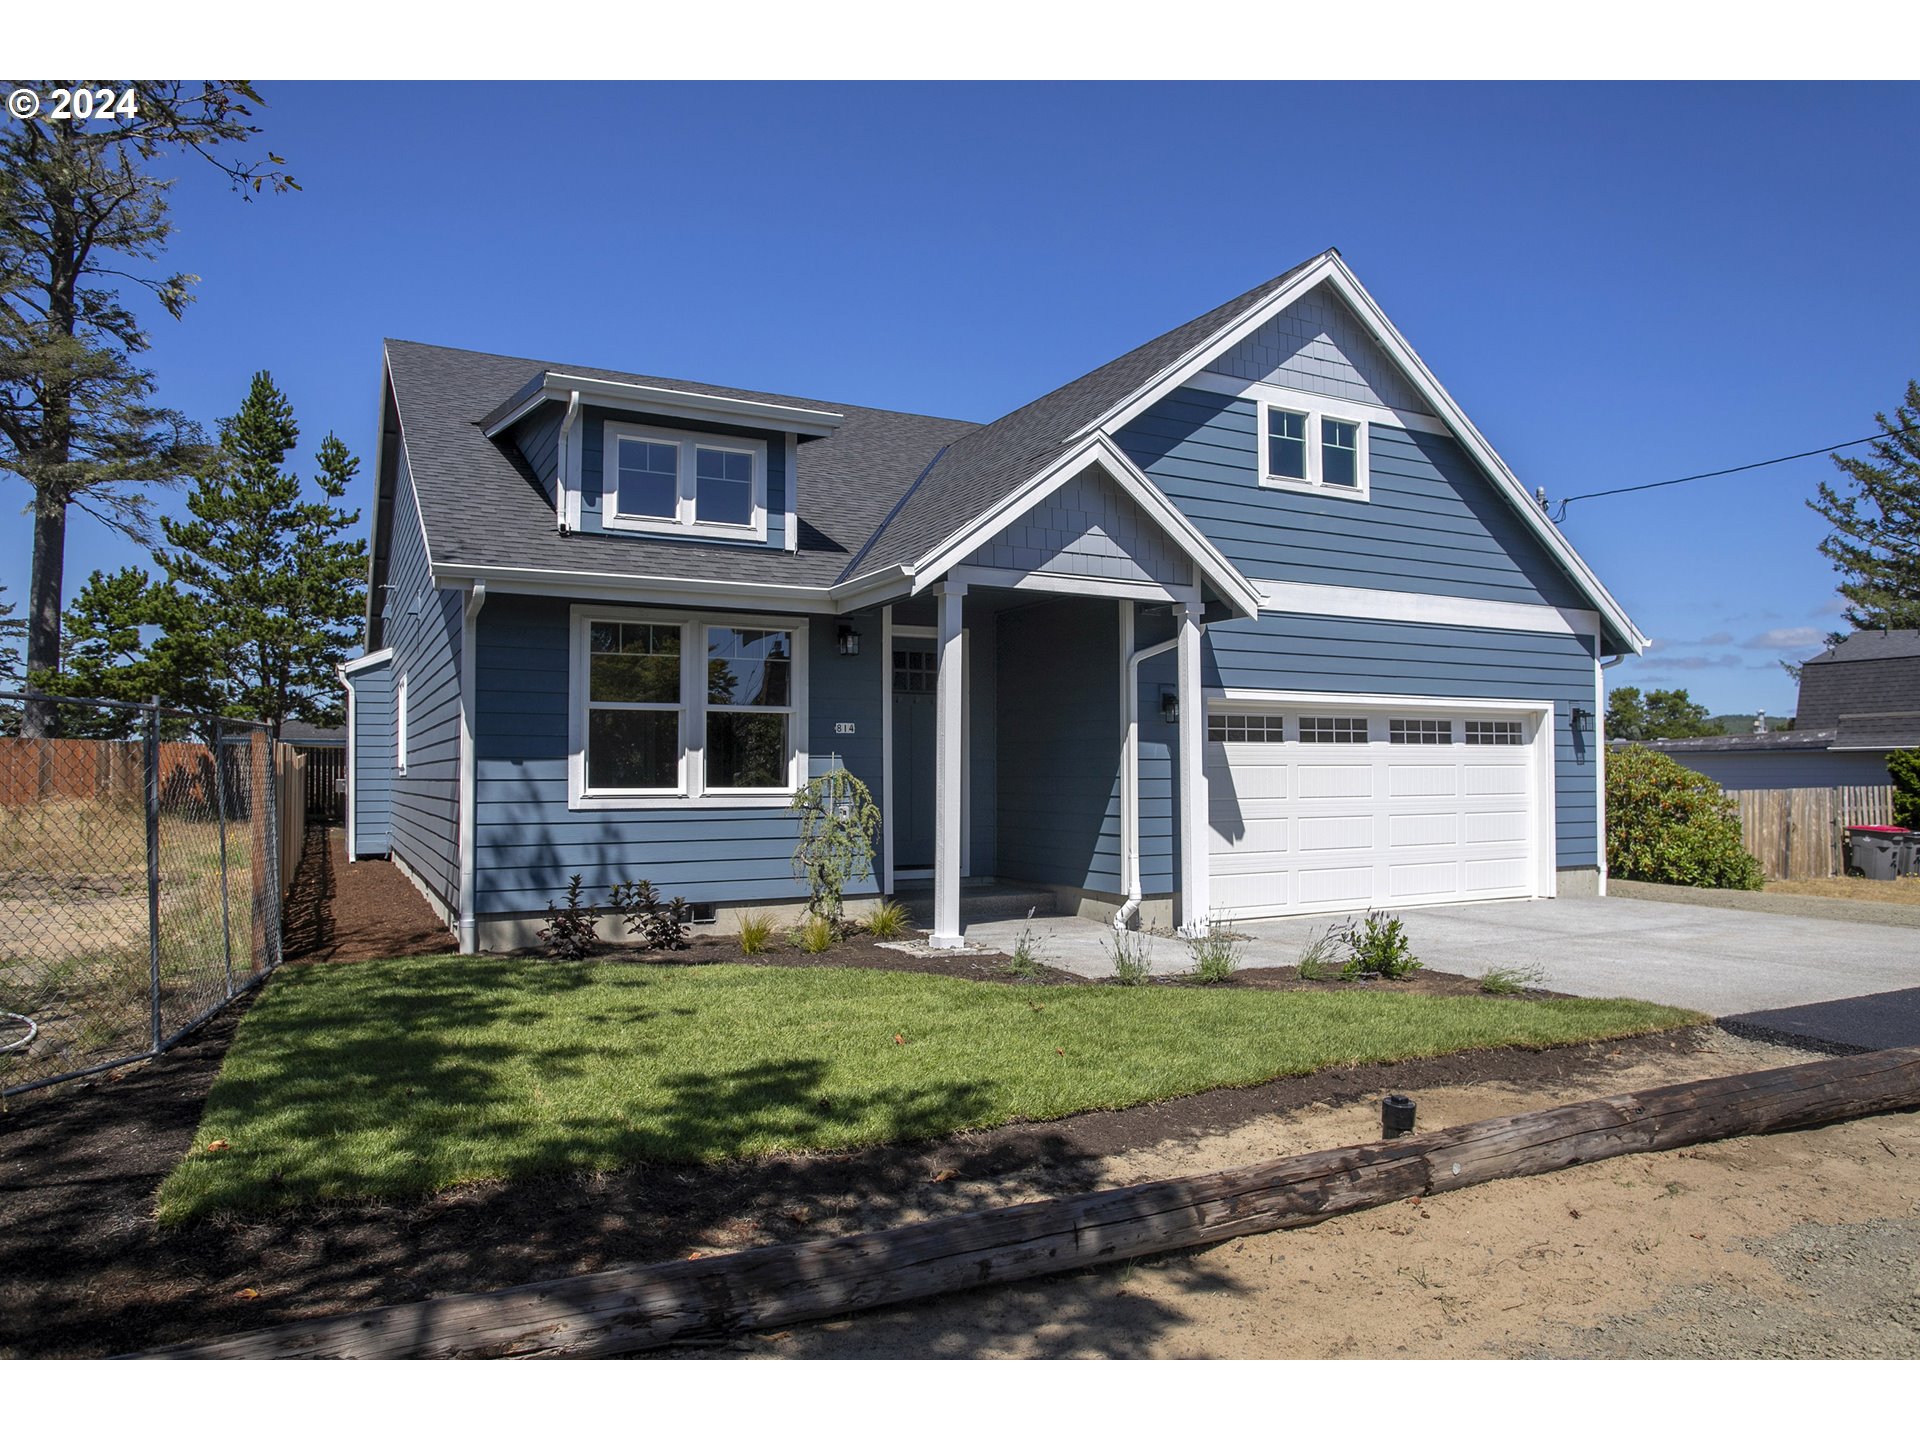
[603,420,768,541]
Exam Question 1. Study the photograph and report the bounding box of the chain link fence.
[0,692,292,1098]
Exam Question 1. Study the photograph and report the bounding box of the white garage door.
[1206,702,1544,920]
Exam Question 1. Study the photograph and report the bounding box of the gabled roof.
[1804,629,1920,664]
[1796,629,1920,730]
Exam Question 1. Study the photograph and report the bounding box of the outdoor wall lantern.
[837,624,860,657]
[1161,687,1180,724]
[1571,706,1592,731]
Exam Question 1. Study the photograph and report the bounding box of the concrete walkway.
[960,897,1920,1017]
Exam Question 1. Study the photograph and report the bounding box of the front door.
[892,641,937,870]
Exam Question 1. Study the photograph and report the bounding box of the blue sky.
[5,80,1916,714]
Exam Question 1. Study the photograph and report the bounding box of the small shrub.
[794,913,836,955]
[1479,962,1549,995]
[1295,925,1339,981]
[864,899,913,940]
[607,878,691,951]
[539,874,598,961]
[1890,747,1920,830]
[1605,745,1765,890]
[736,911,775,956]
[1337,910,1421,981]
[789,768,882,925]
[1185,915,1243,984]
[1003,909,1047,979]
[1105,926,1154,986]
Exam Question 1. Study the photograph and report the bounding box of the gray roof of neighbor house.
[383,340,978,589]
[1796,628,1920,730]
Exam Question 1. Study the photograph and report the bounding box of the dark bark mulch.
[282,824,457,964]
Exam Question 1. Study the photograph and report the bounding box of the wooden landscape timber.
[144,1044,1920,1360]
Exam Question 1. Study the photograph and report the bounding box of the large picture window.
[602,421,769,541]
[570,608,807,807]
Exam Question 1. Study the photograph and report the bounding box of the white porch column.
[931,582,968,949]
[1176,598,1211,935]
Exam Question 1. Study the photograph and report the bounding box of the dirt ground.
[281,826,457,963]
[711,1030,1920,1360]
[1768,873,1920,907]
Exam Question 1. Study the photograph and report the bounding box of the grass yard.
[156,955,1701,1223]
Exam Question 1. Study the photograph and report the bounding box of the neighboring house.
[341,249,1645,952]
[1640,629,1920,790]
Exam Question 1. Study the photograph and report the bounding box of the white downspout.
[556,389,582,533]
[338,662,357,863]
[1115,614,1181,932]
[1597,628,1628,899]
[457,582,488,952]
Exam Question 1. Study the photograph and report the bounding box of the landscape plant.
[607,878,690,951]
[538,875,598,961]
[1605,744,1765,890]
[1185,915,1244,984]
[1003,909,1048,979]
[1479,963,1550,996]
[793,913,835,955]
[1889,748,1920,830]
[1337,910,1422,981]
[1295,925,1339,981]
[789,768,881,927]
[736,911,775,956]
[863,900,913,940]
[1106,926,1153,986]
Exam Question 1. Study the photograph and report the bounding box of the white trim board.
[1254,580,1598,638]
[483,374,842,440]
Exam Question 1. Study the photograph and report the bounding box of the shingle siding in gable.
[511,407,563,505]
[1117,386,1585,609]
[1206,285,1431,415]
[383,458,462,916]
[968,468,1190,588]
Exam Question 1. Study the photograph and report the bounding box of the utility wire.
[1550,421,1920,523]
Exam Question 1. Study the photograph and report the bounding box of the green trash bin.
[1846,825,1907,880]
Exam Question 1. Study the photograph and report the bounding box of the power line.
[1550,422,1920,523]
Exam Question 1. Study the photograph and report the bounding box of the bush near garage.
[1605,744,1765,890]
[1888,747,1920,830]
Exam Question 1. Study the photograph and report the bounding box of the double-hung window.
[603,421,769,541]
[1257,395,1369,500]
[571,608,807,807]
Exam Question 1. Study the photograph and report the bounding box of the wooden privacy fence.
[276,744,308,897]
[1734,784,1896,880]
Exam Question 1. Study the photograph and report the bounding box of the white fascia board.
[484,373,843,439]
[1255,580,1598,638]
[340,646,396,676]
[431,562,842,614]
[1075,254,1647,656]
[906,435,1262,617]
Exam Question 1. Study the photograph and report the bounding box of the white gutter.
[1115,607,1180,931]
[456,582,488,952]
[556,389,581,533]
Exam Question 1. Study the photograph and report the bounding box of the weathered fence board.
[1734,784,1894,880]
[143,1044,1920,1361]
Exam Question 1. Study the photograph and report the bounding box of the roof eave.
[481,372,845,441]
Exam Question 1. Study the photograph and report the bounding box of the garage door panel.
[1207,701,1541,919]
[1298,814,1372,852]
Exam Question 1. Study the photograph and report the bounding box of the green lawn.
[156,956,1701,1223]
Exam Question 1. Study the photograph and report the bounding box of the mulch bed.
[0,840,1673,1357]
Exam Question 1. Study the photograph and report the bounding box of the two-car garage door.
[1205,699,1548,920]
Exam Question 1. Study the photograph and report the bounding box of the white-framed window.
[1257,396,1370,501]
[1300,715,1368,744]
[602,420,769,541]
[567,605,808,809]
[1389,718,1453,745]
[1465,719,1525,746]
[1208,713,1285,743]
[395,672,409,775]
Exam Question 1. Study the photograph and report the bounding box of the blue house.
[341,250,1645,952]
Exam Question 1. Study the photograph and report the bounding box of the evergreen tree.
[0,584,23,688]
[1810,379,1920,630]
[154,372,366,734]
[1606,684,1718,740]
[27,566,220,734]
[0,81,295,735]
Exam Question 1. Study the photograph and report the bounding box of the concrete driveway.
[962,897,1920,1016]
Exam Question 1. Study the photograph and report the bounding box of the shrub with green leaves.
[607,878,691,951]
[736,911,775,956]
[1605,745,1765,890]
[539,875,598,961]
[1338,910,1421,981]
[1889,748,1920,830]
[790,768,882,925]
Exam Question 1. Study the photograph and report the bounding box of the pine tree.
[1809,379,1920,630]
[0,584,23,689]
[0,81,295,736]
[27,566,221,735]
[154,372,366,735]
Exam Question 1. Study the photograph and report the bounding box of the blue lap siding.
[346,654,394,858]
[383,463,463,913]
[471,595,881,917]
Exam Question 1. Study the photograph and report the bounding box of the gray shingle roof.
[383,340,977,589]
[1796,630,1920,729]
[838,253,1329,582]
[1803,629,1920,663]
